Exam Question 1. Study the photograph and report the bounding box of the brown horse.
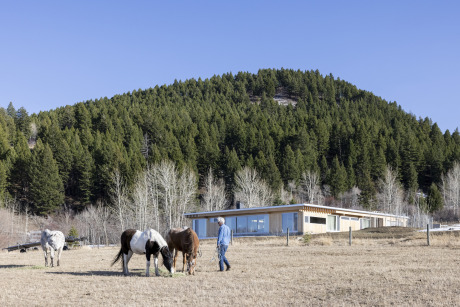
[165,228,199,275]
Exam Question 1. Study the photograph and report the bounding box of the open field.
[1,228,460,306]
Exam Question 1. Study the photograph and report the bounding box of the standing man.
[217,217,231,271]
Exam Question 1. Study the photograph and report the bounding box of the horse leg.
[56,247,63,266]
[123,250,133,276]
[173,249,178,272]
[145,252,151,277]
[50,248,55,267]
[154,256,160,276]
[191,257,196,275]
[43,249,48,267]
[182,252,186,273]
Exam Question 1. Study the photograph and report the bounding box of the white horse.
[40,229,65,267]
[112,229,174,277]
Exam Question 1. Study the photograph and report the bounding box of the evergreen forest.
[1,68,459,221]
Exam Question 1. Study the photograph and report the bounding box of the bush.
[67,226,79,248]
[303,233,311,244]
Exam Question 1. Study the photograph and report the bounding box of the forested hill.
[1,68,459,215]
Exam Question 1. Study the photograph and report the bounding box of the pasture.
[1,228,460,306]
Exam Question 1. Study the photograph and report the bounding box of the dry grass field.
[1,228,460,306]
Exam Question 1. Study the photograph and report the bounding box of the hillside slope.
[1,68,459,213]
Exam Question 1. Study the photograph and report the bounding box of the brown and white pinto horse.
[112,229,174,277]
[165,227,199,275]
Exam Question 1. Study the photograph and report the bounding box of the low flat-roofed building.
[184,203,409,238]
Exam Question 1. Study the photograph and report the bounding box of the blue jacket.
[217,224,231,246]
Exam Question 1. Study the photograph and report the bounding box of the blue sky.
[1,1,459,132]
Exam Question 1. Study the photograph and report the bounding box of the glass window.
[305,216,310,223]
[226,217,236,233]
[258,215,269,233]
[282,213,298,232]
[193,219,207,238]
[248,215,258,232]
[237,216,248,233]
[224,215,269,234]
[327,215,338,231]
[360,218,370,229]
[310,217,326,224]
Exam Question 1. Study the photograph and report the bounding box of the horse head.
[187,253,197,275]
[160,246,174,274]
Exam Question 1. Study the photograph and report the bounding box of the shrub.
[303,233,311,244]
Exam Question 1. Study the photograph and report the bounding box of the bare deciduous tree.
[202,168,228,211]
[132,169,154,231]
[109,161,197,235]
[74,203,115,246]
[299,170,323,204]
[234,167,273,208]
[408,193,432,227]
[149,160,196,231]
[109,169,129,231]
[175,167,197,227]
[377,165,404,215]
[442,162,460,215]
[155,160,178,230]
[339,186,361,209]
[279,186,292,205]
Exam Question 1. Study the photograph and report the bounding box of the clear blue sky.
[1,1,459,132]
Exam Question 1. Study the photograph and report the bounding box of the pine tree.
[0,161,8,201]
[9,132,31,202]
[29,140,64,214]
[7,102,16,120]
[427,183,443,213]
[330,156,347,198]
[15,107,31,138]
[74,143,93,204]
[281,145,298,184]
[223,147,241,199]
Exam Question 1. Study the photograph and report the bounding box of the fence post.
[231,230,233,245]
[287,228,289,246]
[427,224,430,246]
[349,226,352,246]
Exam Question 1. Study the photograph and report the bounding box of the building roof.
[184,203,409,219]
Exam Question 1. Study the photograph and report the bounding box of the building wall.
[190,207,408,238]
[302,211,327,233]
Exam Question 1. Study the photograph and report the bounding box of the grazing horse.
[112,229,174,277]
[165,227,200,275]
[40,229,65,267]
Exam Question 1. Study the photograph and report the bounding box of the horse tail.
[111,248,123,267]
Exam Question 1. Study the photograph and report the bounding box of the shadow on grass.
[0,264,28,269]
[46,270,124,277]
[45,268,183,277]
